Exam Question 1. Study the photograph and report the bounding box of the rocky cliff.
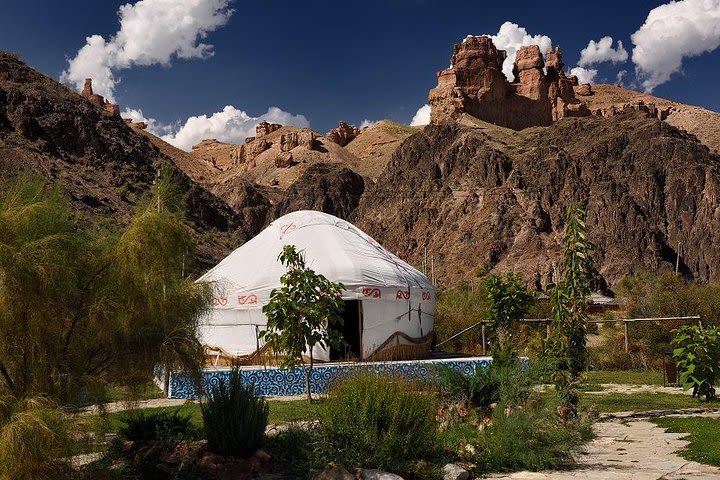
[353,112,720,289]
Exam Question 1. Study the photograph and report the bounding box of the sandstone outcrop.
[80,78,120,116]
[428,37,590,129]
[255,121,281,138]
[576,84,593,96]
[274,151,295,168]
[326,121,360,146]
[280,130,315,152]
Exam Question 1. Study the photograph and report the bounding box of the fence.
[436,315,702,355]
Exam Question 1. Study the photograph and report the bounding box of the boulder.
[275,151,295,168]
[313,466,354,480]
[442,464,469,480]
[362,469,404,480]
[576,83,593,96]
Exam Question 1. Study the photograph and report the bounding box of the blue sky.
[1,0,719,150]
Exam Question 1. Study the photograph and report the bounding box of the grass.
[580,392,720,413]
[653,417,720,466]
[586,369,664,386]
[101,399,324,433]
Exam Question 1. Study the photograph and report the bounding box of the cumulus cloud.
[464,22,553,81]
[121,107,175,135]
[410,104,431,126]
[159,106,309,151]
[578,36,628,66]
[631,0,720,92]
[359,119,377,129]
[616,70,628,86]
[61,0,233,101]
[569,67,598,84]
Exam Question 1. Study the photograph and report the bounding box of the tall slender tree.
[546,205,594,415]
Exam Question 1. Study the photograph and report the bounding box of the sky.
[1,0,719,151]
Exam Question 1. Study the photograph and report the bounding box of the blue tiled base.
[168,357,493,399]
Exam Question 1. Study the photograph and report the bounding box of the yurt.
[197,210,436,364]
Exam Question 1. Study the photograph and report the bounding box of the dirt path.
[482,414,720,480]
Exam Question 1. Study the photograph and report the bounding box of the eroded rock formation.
[428,37,589,129]
[326,121,360,146]
[255,121,281,138]
[280,130,315,152]
[81,78,120,116]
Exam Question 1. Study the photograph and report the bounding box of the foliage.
[545,205,594,414]
[0,396,81,480]
[266,425,325,476]
[118,408,199,450]
[672,325,720,401]
[472,398,593,473]
[585,369,664,386]
[201,369,269,456]
[434,283,488,353]
[260,244,345,399]
[433,364,500,409]
[0,172,212,404]
[319,373,440,476]
[485,273,534,354]
[653,417,720,467]
[615,272,720,368]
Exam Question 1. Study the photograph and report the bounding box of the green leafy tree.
[672,325,720,401]
[260,245,345,400]
[0,169,212,404]
[485,273,534,359]
[546,205,594,415]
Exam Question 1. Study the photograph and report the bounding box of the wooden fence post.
[481,324,487,355]
[624,321,629,352]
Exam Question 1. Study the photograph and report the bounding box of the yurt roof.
[199,210,434,304]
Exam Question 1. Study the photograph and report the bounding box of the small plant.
[201,369,269,456]
[118,408,198,450]
[319,373,439,476]
[672,324,720,401]
[485,273,534,354]
[260,245,345,400]
[434,364,500,409]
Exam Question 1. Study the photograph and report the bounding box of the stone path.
[482,414,720,480]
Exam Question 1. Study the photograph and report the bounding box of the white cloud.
[159,106,309,151]
[631,0,720,92]
[464,22,553,81]
[61,0,233,101]
[570,67,598,84]
[121,107,175,135]
[578,36,628,66]
[359,119,377,128]
[410,104,431,126]
[616,70,628,86]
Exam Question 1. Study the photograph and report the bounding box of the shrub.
[201,369,269,456]
[0,396,79,480]
[319,373,439,476]
[118,408,199,450]
[266,425,324,476]
[473,398,593,473]
[434,364,500,408]
[672,325,720,401]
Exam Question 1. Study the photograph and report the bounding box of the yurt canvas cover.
[197,210,435,363]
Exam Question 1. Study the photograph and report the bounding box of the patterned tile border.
[168,356,493,399]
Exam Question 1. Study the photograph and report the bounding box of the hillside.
[353,111,720,289]
[0,52,242,270]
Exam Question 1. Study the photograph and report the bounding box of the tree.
[546,205,594,416]
[485,273,534,360]
[260,245,345,400]
[0,169,212,404]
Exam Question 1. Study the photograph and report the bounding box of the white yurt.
[197,210,436,364]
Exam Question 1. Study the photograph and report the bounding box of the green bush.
[672,325,720,401]
[118,409,199,450]
[201,369,269,456]
[319,373,440,476]
[473,398,593,473]
[266,425,324,476]
[434,365,500,408]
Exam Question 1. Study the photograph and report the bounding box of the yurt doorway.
[330,300,362,361]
